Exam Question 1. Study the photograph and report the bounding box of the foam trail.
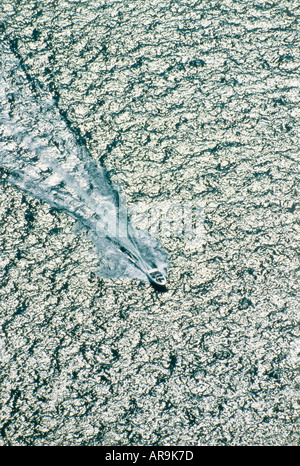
[0,42,168,282]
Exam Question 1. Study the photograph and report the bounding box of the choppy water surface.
[0,0,299,445]
[0,41,167,281]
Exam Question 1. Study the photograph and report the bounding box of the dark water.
[0,0,299,445]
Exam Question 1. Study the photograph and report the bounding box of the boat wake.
[0,41,168,284]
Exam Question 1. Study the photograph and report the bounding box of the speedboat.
[119,245,167,289]
[145,268,167,287]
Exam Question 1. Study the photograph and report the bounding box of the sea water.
[0,0,299,446]
[0,41,167,281]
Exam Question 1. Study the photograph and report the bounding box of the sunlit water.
[0,42,167,281]
[0,0,299,446]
